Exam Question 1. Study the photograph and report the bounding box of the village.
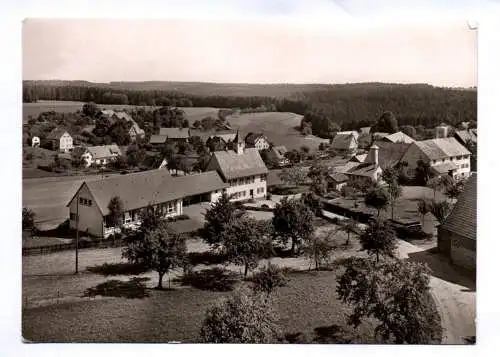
[22,101,477,344]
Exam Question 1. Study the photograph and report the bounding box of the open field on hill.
[22,173,121,230]
[23,101,222,124]
[228,111,329,151]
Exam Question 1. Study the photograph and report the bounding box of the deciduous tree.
[201,193,245,249]
[122,221,186,289]
[200,287,281,343]
[250,263,288,297]
[107,196,124,228]
[22,207,36,232]
[337,257,441,344]
[364,186,389,217]
[272,197,315,255]
[278,166,307,187]
[429,200,452,224]
[358,219,396,262]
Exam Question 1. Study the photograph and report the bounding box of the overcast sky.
[22,18,477,87]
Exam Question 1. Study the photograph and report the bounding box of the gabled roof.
[345,163,380,178]
[67,170,228,216]
[190,130,237,143]
[350,154,367,163]
[115,112,133,122]
[372,132,389,139]
[332,161,359,174]
[331,133,357,150]
[359,127,371,134]
[47,128,70,140]
[383,131,415,144]
[245,132,266,145]
[159,127,190,139]
[414,138,471,161]
[454,130,477,144]
[440,174,476,240]
[328,172,348,183]
[149,135,167,145]
[370,141,411,168]
[85,145,122,160]
[210,148,268,180]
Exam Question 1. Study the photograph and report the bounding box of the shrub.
[250,263,289,296]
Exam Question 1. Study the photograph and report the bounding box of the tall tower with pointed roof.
[233,130,245,155]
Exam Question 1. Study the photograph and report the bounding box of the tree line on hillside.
[23,82,476,137]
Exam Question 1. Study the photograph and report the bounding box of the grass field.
[228,112,329,151]
[23,101,221,124]
[23,101,328,151]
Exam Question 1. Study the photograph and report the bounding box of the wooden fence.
[22,238,126,256]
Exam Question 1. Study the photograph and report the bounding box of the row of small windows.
[432,155,469,165]
[79,198,92,206]
[228,175,267,187]
[256,187,265,194]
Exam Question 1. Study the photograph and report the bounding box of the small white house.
[31,136,40,148]
[245,133,270,151]
[46,128,73,152]
[82,144,122,167]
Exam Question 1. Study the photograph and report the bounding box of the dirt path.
[395,239,476,344]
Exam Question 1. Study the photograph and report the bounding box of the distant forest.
[23,80,477,138]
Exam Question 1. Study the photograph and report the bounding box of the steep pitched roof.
[359,127,371,134]
[271,145,287,159]
[101,109,116,117]
[440,174,476,240]
[86,145,122,160]
[345,163,380,178]
[114,112,133,122]
[414,137,471,161]
[159,127,190,139]
[245,132,266,145]
[68,170,228,216]
[47,128,70,140]
[336,131,359,139]
[370,141,411,168]
[383,131,415,144]
[350,154,367,163]
[331,133,357,150]
[372,132,389,140]
[210,148,268,180]
[454,130,477,145]
[328,172,348,183]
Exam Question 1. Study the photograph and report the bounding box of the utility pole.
[75,192,79,274]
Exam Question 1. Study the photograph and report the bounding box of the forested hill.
[23,80,477,136]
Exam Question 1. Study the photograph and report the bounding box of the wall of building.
[255,138,269,151]
[226,174,267,201]
[429,155,471,180]
[450,237,476,272]
[59,133,73,152]
[400,144,429,172]
[69,184,104,237]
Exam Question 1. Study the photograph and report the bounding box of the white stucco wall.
[68,184,104,237]
[59,133,74,152]
[226,174,267,201]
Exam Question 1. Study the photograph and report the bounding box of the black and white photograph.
[20,15,478,345]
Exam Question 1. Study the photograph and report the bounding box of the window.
[167,202,175,214]
[260,174,266,181]
[442,159,445,163]
[432,160,436,165]
[78,198,92,206]
[70,212,77,221]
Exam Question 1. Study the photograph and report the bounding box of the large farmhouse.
[46,128,73,152]
[437,173,476,272]
[206,135,268,201]
[82,145,122,167]
[331,132,358,157]
[67,169,228,238]
[399,137,471,180]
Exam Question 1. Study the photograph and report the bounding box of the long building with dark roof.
[67,169,228,237]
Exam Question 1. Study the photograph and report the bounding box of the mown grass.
[22,269,379,343]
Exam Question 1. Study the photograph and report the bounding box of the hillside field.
[23,101,328,151]
[23,101,221,124]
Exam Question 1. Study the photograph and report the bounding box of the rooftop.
[85,145,122,159]
[159,127,190,139]
[68,170,228,216]
[210,148,268,180]
[414,137,471,160]
[383,131,415,144]
[440,174,476,241]
[331,132,357,150]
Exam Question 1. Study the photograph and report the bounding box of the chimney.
[435,125,448,139]
[368,144,379,166]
